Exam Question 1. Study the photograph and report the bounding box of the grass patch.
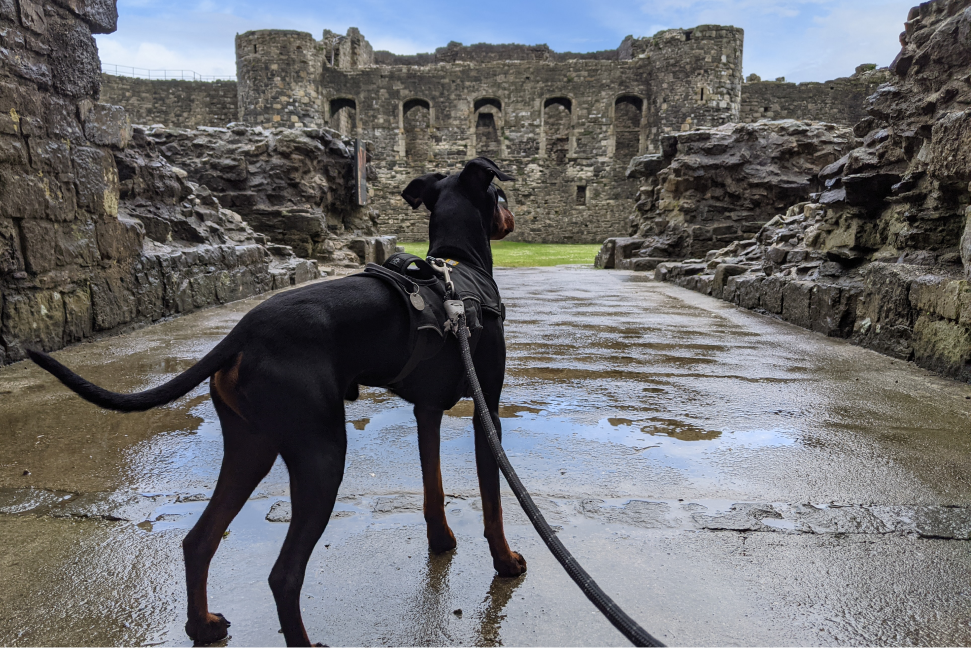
[398,241,600,267]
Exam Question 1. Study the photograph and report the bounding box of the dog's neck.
[426,205,494,275]
[427,237,493,276]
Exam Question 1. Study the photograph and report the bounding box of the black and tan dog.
[27,157,523,647]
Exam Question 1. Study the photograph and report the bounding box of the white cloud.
[96,38,237,78]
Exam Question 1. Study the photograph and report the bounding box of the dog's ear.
[459,157,515,191]
[401,173,446,209]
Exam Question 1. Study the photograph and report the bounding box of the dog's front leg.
[473,404,527,577]
[415,405,457,553]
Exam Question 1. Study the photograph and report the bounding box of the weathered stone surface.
[739,66,890,125]
[48,16,101,99]
[145,124,383,266]
[51,0,118,34]
[20,220,57,274]
[605,120,854,264]
[0,0,322,365]
[643,0,971,383]
[82,102,131,148]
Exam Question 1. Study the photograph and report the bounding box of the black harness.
[360,253,504,383]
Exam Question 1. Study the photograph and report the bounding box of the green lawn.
[398,241,601,267]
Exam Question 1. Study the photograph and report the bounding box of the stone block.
[0,169,47,220]
[735,276,764,309]
[83,103,132,149]
[760,276,785,314]
[95,215,143,262]
[782,280,813,329]
[961,206,970,280]
[48,17,101,99]
[133,258,164,321]
[62,286,92,342]
[215,269,242,304]
[17,0,46,35]
[190,273,217,309]
[73,146,119,216]
[43,96,84,143]
[0,134,28,165]
[711,263,748,299]
[20,219,56,273]
[91,265,137,331]
[594,238,616,268]
[809,283,857,338]
[0,217,24,274]
[723,275,742,304]
[0,0,16,21]
[50,0,118,34]
[2,290,65,357]
[912,315,971,382]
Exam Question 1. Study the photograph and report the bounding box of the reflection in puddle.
[475,573,525,647]
[640,418,722,442]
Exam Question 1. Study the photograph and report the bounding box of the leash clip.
[427,257,456,299]
[443,299,466,336]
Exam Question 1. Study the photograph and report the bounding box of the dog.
[27,157,524,647]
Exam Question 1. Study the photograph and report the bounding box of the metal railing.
[101,63,236,82]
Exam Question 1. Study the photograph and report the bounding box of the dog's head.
[401,158,515,270]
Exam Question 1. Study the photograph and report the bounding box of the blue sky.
[98,0,914,82]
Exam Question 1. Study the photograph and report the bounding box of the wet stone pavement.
[1,266,970,647]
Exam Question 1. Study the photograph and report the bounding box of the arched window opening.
[544,97,572,165]
[614,95,643,161]
[404,98,431,162]
[329,98,356,137]
[473,97,502,158]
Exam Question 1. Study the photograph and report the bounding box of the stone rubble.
[141,124,396,268]
[596,120,855,271]
[610,0,971,382]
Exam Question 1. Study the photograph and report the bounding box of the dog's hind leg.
[183,393,279,645]
[270,420,347,647]
[415,405,457,553]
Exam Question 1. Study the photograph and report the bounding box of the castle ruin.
[101,26,886,244]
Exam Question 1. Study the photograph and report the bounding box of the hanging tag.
[410,292,425,311]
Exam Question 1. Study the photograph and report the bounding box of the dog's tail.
[27,332,242,413]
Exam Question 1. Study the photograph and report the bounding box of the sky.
[96,0,914,83]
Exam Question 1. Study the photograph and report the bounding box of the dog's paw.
[428,526,457,554]
[186,612,231,645]
[494,551,527,577]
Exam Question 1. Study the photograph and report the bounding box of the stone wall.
[0,0,317,367]
[232,26,745,243]
[739,66,891,125]
[100,74,238,128]
[624,0,971,383]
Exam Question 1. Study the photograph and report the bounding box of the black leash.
[437,282,665,647]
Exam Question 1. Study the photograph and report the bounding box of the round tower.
[236,30,323,129]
